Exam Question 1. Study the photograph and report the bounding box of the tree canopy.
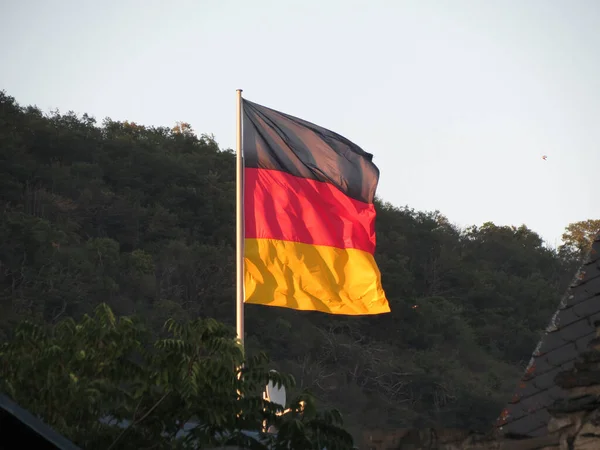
[0,90,595,444]
[559,219,600,258]
[0,303,353,449]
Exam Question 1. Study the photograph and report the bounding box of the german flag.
[242,99,390,315]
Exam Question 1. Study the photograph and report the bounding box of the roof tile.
[498,232,600,437]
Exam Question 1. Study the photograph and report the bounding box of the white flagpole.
[235,89,245,350]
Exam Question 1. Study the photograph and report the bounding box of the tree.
[0,304,354,449]
[559,219,600,258]
[171,121,195,136]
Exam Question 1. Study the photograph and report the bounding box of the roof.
[496,232,600,436]
[0,393,80,449]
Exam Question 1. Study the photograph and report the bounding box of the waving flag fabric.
[242,99,390,315]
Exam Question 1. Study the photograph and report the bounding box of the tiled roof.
[496,233,600,436]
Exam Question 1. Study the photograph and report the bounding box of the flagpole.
[235,89,245,350]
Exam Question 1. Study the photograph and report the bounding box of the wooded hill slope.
[0,90,585,438]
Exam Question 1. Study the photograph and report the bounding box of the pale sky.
[2,0,599,247]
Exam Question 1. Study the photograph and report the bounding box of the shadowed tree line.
[0,90,597,446]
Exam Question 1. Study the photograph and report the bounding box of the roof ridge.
[497,231,600,436]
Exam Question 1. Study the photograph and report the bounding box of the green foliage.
[0,89,587,443]
[0,304,353,449]
[559,219,600,258]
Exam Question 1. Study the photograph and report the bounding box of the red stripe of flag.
[244,167,376,253]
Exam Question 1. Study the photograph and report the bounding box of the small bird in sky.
[542,155,547,161]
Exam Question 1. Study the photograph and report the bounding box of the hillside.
[0,90,582,439]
